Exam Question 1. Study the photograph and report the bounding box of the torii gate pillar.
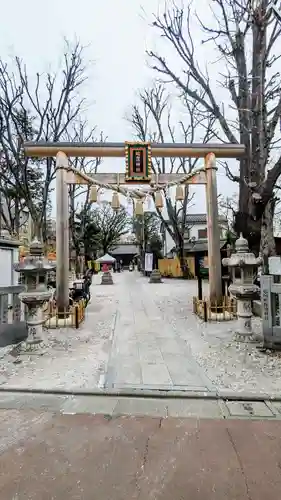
[56,152,70,315]
[205,153,222,305]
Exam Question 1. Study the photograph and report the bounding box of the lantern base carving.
[19,291,51,350]
[234,299,253,340]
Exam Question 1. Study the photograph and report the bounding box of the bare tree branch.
[0,40,90,240]
[68,120,104,261]
[128,81,215,274]
[147,0,281,253]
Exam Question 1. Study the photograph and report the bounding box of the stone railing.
[0,285,25,322]
[0,285,27,347]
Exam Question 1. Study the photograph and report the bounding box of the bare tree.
[129,82,216,275]
[0,41,88,240]
[148,0,281,254]
[0,184,29,236]
[90,202,131,255]
[132,211,162,265]
[67,120,104,271]
[218,193,239,245]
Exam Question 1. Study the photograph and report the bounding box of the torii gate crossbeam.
[24,141,244,158]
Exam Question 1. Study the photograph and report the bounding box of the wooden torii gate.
[23,141,245,313]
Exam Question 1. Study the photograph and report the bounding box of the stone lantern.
[149,269,163,283]
[14,237,56,348]
[222,234,262,340]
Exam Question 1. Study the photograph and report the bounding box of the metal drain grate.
[226,401,275,418]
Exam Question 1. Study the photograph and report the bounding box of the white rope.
[66,164,206,200]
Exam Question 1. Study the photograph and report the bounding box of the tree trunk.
[72,243,80,278]
[75,250,81,278]
[139,244,144,272]
[177,240,191,279]
[41,211,48,244]
[260,200,276,257]
[14,198,20,236]
[234,209,262,255]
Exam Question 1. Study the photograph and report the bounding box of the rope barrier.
[66,164,206,200]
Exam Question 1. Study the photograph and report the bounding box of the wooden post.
[205,153,222,305]
[197,275,203,300]
[56,152,69,316]
[203,301,208,322]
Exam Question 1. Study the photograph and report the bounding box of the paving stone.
[62,395,119,414]
[266,401,281,417]
[168,371,207,387]
[138,348,164,364]
[113,397,168,417]
[117,347,139,358]
[162,354,206,386]
[151,329,173,338]
[111,362,143,385]
[21,394,68,411]
[157,338,183,354]
[137,335,159,348]
[167,399,224,418]
[0,393,26,409]
[141,362,173,385]
[0,393,67,411]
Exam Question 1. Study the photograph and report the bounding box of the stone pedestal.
[101,271,114,285]
[149,269,162,284]
[14,237,56,351]
[235,296,253,339]
[20,287,52,347]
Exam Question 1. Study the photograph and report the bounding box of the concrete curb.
[0,385,279,402]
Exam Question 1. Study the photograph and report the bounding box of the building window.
[198,228,207,239]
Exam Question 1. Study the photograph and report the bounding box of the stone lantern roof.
[222,234,262,268]
[235,234,249,253]
[14,237,56,274]
[29,237,44,256]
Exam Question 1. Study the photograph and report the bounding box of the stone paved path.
[104,271,212,391]
[2,271,281,396]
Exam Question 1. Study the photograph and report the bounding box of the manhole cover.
[226,401,274,418]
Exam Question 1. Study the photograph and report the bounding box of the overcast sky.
[0,0,238,214]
